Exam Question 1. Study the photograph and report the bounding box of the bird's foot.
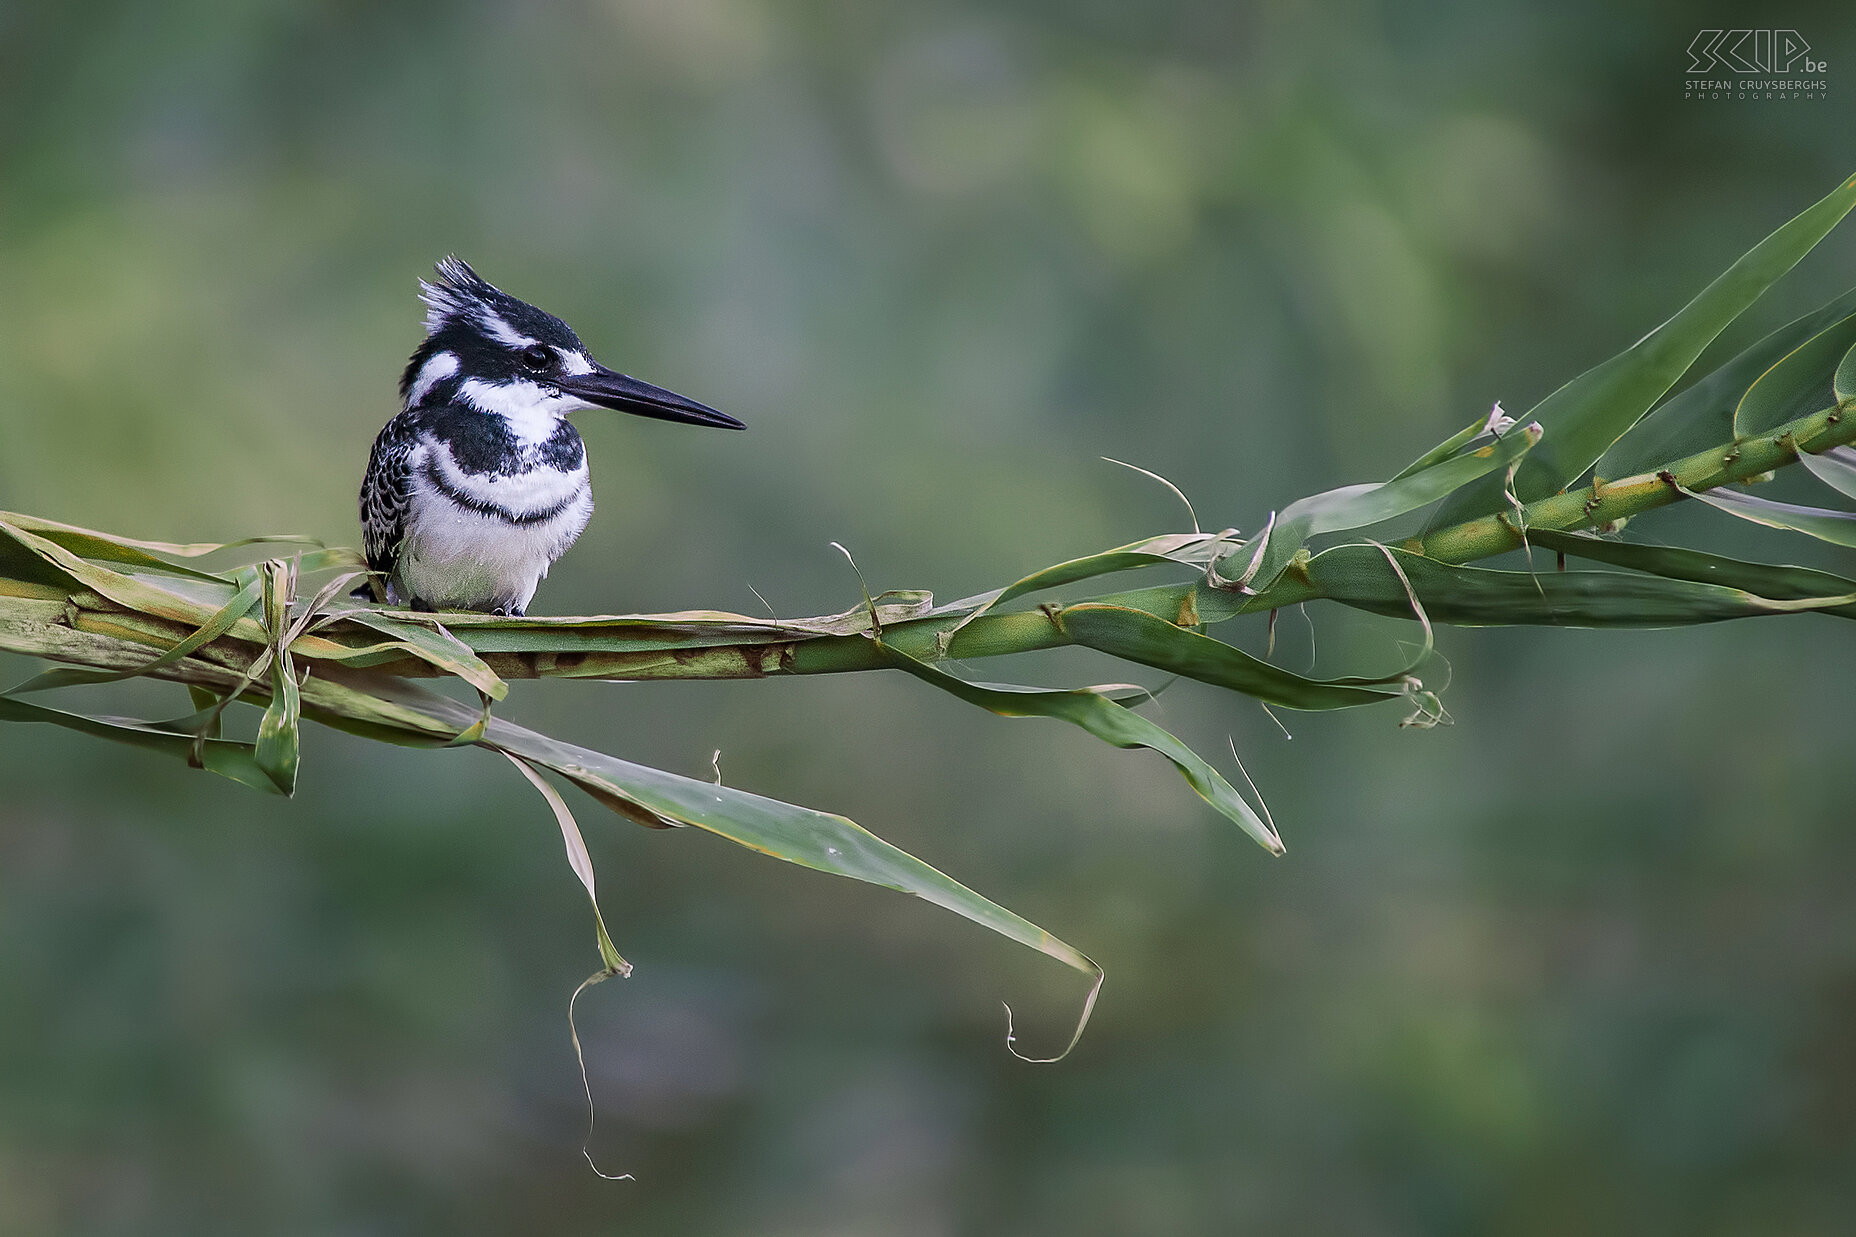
[409,597,434,612]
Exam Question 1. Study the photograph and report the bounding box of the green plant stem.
[1409,403,1856,565]
[800,399,1856,665]
[481,397,1856,674]
[4,403,1853,691]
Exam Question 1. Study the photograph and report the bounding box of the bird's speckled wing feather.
[359,409,422,580]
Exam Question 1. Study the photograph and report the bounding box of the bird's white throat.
[457,376,576,444]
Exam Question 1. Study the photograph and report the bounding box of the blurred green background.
[4,1,1855,1233]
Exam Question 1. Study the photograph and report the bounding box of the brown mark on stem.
[1584,476,1611,519]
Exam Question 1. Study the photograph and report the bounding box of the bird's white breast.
[396,442,592,612]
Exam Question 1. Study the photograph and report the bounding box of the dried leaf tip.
[1485,401,1517,437]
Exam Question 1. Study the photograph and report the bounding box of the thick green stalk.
[793,400,1856,664]
[3,403,1852,689]
[1414,403,1856,565]
[1232,400,1856,615]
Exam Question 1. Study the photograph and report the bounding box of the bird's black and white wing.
[358,410,423,592]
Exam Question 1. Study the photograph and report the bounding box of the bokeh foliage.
[4,2,1856,1234]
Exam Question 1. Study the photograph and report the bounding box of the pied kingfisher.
[358,257,742,615]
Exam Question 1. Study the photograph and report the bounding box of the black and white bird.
[359,258,742,614]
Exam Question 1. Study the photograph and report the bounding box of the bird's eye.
[520,344,554,372]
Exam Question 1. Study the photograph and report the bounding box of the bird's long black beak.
[557,365,744,429]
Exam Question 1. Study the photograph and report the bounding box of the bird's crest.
[416,256,585,354]
[419,255,503,336]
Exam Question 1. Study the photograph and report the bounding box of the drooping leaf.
[505,753,631,978]
[873,640,1283,853]
[0,695,281,794]
[1055,603,1412,710]
[254,647,300,795]
[252,563,301,795]
[301,672,1107,994]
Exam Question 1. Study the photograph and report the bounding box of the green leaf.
[1233,423,1542,592]
[1732,315,1856,439]
[1432,173,1856,525]
[312,677,1108,1001]
[1599,291,1856,481]
[505,753,631,978]
[1392,412,1505,481]
[1523,529,1856,619]
[1055,603,1413,710]
[1676,481,1856,548]
[0,695,281,794]
[187,685,224,737]
[0,516,233,626]
[0,511,321,562]
[333,610,508,700]
[1838,339,1856,406]
[873,640,1283,854]
[1796,444,1856,503]
[289,547,370,576]
[937,532,1234,642]
[1306,543,1855,627]
[292,671,1108,1016]
[254,649,300,794]
[253,564,301,795]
